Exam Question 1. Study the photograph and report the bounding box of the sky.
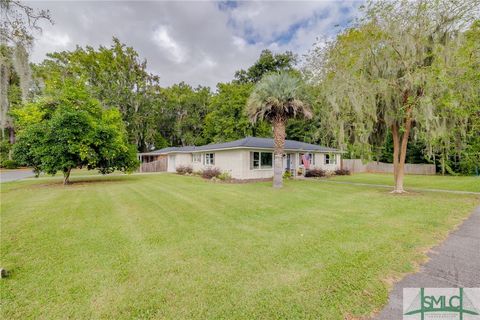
[27,0,361,88]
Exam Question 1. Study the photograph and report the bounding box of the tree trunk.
[63,168,71,185]
[272,118,286,188]
[391,113,412,193]
[441,150,445,176]
[392,124,400,187]
[0,60,10,141]
[8,126,15,144]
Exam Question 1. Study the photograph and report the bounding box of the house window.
[192,154,201,163]
[204,153,215,165]
[325,154,336,165]
[250,152,273,169]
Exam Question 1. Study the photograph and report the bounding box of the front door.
[285,153,295,174]
[169,155,176,171]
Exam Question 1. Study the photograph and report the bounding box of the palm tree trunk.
[273,118,286,188]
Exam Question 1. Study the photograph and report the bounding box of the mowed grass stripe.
[2,185,133,318]
[330,173,480,192]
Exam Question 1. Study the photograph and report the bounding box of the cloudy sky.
[27,1,361,88]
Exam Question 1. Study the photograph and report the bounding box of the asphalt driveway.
[376,205,480,319]
[0,169,35,183]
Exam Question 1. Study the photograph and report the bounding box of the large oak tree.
[306,0,479,192]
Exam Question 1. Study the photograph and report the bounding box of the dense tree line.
[1,0,478,178]
[31,46,295,152]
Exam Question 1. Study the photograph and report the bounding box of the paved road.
[0,169,35,183]
[376,206,480,319]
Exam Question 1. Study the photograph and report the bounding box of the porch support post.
[294,153,299,179]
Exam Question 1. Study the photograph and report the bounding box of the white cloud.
[26,1,360,88]
[232,36,247,51]
[31,30,71,63]
[201,56,217,68]
[37,31,71,47]
[152,26,187,64]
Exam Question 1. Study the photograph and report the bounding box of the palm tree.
[247,72,312,188]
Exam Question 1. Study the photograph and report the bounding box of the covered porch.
[137,153,168,172]
[283,152,314,177]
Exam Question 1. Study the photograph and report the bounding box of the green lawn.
[1,174,479,319]
[330,173,480,192]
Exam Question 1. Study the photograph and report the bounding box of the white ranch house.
[138,137,343,179]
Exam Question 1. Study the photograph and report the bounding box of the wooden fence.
[342,159,436,175]
[139,158,167,173]
[341,159,368,173]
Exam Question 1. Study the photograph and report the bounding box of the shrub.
[218,171,232,181]
[0,140,11,163]
[305,168,326,177]
[176,165,193,175]
[283,170,292,179]
[202,167,221,179]
[1,159,19,169]
[334,169,351,176]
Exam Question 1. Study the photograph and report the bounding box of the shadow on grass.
[57,175,145,188]
[68,174,142,184]
[2,174,143,192]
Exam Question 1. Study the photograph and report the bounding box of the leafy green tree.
[202,50,296,144]
[409,18,480,175]
[1,0,52,144]
[158,82,211,147]
[34,38,160,151]
[247,72,312,188]
[459,21,480,175]
[13,81,138,184]
[234,50,297,84]
[306,0,478,192]
[11,122,43,175]
[0,45,23,144]
[203,82,270,143]
[427,19,480,175]
[285,86,341,146]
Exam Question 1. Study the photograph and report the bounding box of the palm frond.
[246,71,312,123]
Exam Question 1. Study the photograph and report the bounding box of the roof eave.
[140,146,345,155]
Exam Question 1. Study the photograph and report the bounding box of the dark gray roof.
[140,137,341,155]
